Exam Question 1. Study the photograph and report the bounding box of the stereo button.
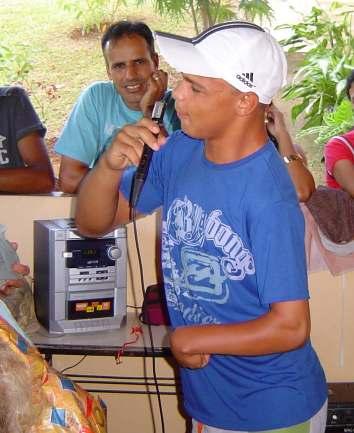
[107,246,121,260]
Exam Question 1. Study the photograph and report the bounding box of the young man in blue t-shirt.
[55,20,180,193]
[75,21,328,433]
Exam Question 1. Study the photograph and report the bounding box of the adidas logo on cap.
[236,73,255,89]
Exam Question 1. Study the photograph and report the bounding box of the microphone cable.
[130,206,166,433]
[128,97,172,433]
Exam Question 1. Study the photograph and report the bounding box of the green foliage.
[136,0,235,34]
[297,99,354,146]
[279,2,354,129]
[57,0,126,34]
[208,1,236,25]
[0,40,59,123]
[278,2,353,54]
[147,0,188,20]
[137,0,273,34]
[238,0,274,25]
[0,42,33,84]
[283,52,352,129]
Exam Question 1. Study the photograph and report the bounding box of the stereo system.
[34,218,127,334]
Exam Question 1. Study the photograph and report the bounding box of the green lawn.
[0,0,325,182]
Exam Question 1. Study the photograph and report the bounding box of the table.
[27,312,179,395]
[29,312,171,358]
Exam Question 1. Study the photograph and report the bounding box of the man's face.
[104,34,159,111]
[172,73,239,141]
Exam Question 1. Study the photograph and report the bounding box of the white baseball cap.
[155,21,287,104]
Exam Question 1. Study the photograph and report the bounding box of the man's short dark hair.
[101,20,155,55]
[345,69,354,99]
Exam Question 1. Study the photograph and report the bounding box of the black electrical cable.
[60,355,87,374]
[131,206,166,433]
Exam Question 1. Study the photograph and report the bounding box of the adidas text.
[236,74,255,88]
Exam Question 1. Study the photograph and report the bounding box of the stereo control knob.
[107,246,121,260]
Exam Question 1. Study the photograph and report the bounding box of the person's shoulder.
[325,136,339,146]
[81,80,116,99]
[74,81,117,112]
[342,129,354,145]
[254,140,282,173]
[0,85,28,99]
[325,132,354,156]
[86,80,115,91]
[248,142,298,205]
[0,86,36,115]
[326,132,351,147]
[246,161,302,225]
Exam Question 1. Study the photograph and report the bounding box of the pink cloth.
[302,204,354,275]
[324,130,354,189]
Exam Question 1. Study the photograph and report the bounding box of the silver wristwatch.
[283,154,303,164]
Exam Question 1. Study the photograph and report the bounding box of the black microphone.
[129,100,166,209]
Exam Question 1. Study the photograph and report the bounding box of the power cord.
[131,206,166,433]
[60,355,87,374]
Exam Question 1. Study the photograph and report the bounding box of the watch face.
[284,154,302,164]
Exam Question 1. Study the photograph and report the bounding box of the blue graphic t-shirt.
[120,131,327,431]
[55,81,180,167]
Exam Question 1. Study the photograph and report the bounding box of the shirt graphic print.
[162,196,255,325]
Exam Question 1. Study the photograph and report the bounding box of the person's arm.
[55,84,106,193]
[0,242,30,296]
[170,299,310,368]
[333,159,354,197]
[58,155,89,194]
[266,105,315,202]
[0,132,54,193]
[75,117,166,237]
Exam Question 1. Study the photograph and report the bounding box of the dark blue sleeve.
[12,87,46,140]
